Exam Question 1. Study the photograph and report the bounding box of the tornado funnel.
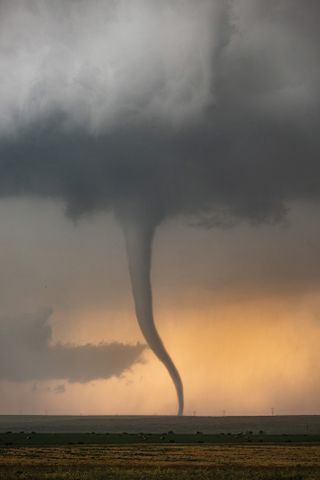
[121,215,184,416]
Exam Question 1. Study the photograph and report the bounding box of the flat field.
[1,417,320,479]
[1,415,319,434]
[1,443,320,479]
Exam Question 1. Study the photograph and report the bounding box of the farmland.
[1,417,320,479]
[1,443,320,479]
[1,415,320,435]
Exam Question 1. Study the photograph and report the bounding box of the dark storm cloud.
[0,0,319,224]
[1,0,320,417]
[0,309,145,382]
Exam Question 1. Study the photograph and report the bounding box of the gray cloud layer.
[0,0,319,224]
[0,309,145,382]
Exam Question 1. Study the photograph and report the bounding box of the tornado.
[119,206,184,416]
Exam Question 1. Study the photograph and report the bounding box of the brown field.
[2,418,320,479]
[1,444,320,479]
[1,444,320,468]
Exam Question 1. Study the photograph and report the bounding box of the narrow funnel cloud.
[119,205,184,416]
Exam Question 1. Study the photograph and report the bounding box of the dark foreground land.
[1,417,320,479]
[1,414,320,434]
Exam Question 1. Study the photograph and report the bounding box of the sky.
[0,0,320,415]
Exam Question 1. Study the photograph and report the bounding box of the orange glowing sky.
[1,199,320,415]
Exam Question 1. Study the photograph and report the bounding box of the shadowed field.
[1,418,320,479]
[1,415,319,434]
